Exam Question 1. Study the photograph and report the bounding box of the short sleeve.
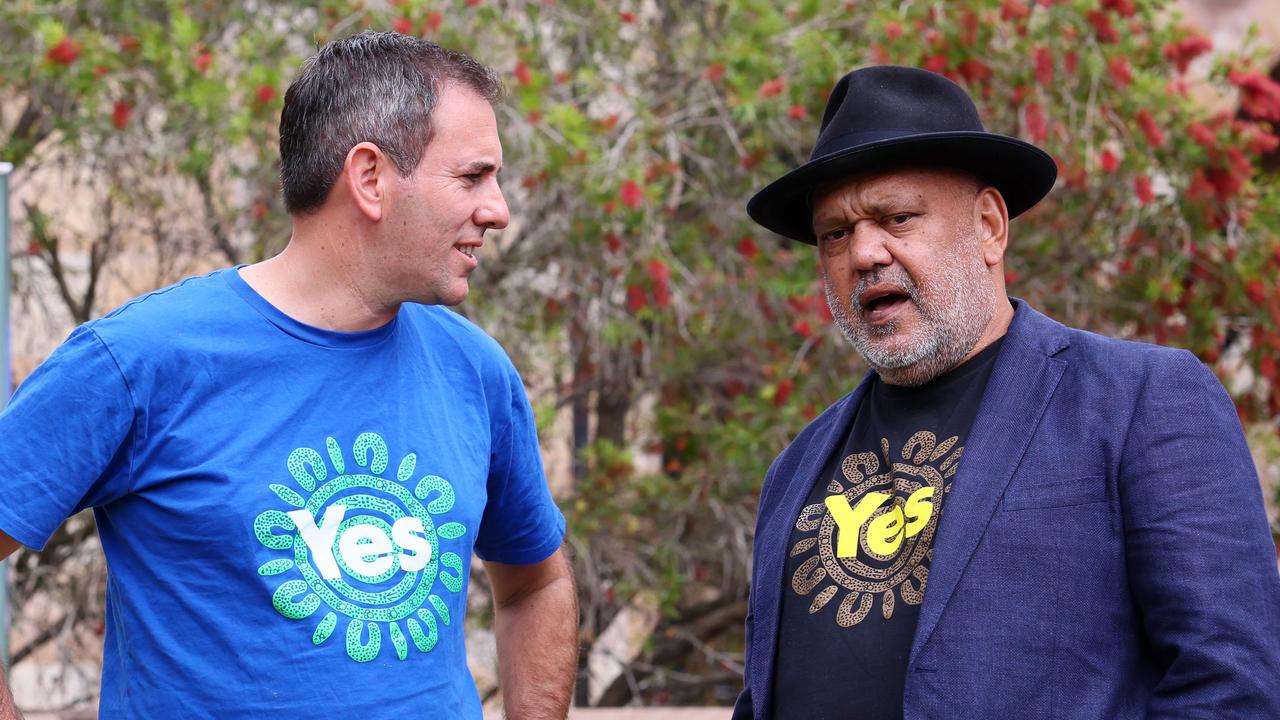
[473,360,565,564]
[0,325,135,550]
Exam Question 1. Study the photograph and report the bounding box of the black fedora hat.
[747,65,1057,244]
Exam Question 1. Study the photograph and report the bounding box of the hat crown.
[813,66,987,160]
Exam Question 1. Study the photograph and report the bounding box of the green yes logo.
[254,432,466,663]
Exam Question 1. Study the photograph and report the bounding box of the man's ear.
[975,187,1009,268]
[341,142,391,222]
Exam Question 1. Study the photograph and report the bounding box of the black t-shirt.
[770,338,1003,719]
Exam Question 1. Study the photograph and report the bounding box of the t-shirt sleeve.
[0,325,135,550]
[473,360,565,565]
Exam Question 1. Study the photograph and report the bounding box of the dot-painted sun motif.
[253,432,466,663]
[789,430,961,628]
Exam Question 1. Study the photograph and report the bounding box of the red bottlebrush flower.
[1163,34,1212,74]
[1186,169,1213,200]
[111,101,133,130]
[1086,10,1118,43]
[1101,0,1136,17]
[1025,103,1047,143]
[627,285,648,313]
[194,52,212,74]
[1134,174,1154,204]
[26,241,41,257]
[1108,55,1132,88]
[1065,51,1079,75]
[119,35,140,53]
[255,84,276,105]
[705,63,725,82]
[467,0,482,5]
[620,11,635,23]
[1248,127,1280,155]
[653,283,671,308]
[526,109,542,125]
[620,180,644,209]
[773,378,794,407]
[599,114,619,130]
[738,236,760,260]
[923,55,948,74]
[787,104,806,120]
[1188,122,1216,150]
[1246,279,1267,304]
[1261,354,1278,382]
[392,16,414,34]
[46,37,80,65]
[740,149,766,170]
[1135,109,1165,147]
[961,9,979,46]
[1001,0,1030,22]
[605,233,622,253]
[423,11,443,33]
[514,61,532,86]
[646,258,670,285]
[1100,149,1120,173]
[884,21,903,41]
[93,65,110,78]
[1228,70,1280,121]
[958,59,991,85]
[758,77,786,98]
[1034,47,1053,86]
[793,319,813,337]
[1004,270,1021,286]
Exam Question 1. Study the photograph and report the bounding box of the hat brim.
[746,132,1057,244]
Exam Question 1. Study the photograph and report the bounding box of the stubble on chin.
[823,257,994,387]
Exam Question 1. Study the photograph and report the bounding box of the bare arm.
[0,530,24,720]
[485,548,578,720]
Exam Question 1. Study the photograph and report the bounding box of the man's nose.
[848,222,894,271]
[476,181,510,230]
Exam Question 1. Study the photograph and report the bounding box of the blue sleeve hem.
[0,512,50,552]
[474,514,566,566]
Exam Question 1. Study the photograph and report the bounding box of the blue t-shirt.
[0,268,565,718]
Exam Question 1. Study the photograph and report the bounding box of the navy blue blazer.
[735,300,1280,719]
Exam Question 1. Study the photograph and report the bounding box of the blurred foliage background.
[2,0,1279,710]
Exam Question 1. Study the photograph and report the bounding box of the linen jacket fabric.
[734,300,1280,719]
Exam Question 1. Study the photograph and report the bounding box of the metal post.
[0,160,13,669]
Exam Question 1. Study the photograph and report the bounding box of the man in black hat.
[734,65,1280,719]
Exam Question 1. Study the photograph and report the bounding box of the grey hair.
[278,30,503,214]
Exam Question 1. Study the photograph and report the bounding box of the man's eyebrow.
[458,160,500,175]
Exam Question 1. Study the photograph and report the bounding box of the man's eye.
[818,228,849,243]
[887,213,912,225]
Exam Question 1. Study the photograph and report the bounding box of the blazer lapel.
[751,374,873,716]
[908,301,1069,665]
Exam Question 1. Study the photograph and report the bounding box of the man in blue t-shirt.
[0,32,576,719]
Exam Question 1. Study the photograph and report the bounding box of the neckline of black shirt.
[871,336,1006,405]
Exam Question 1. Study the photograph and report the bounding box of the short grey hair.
[279,31,503,214]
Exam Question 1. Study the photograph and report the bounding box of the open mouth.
[859,287,912,323]
[455,245,475,259]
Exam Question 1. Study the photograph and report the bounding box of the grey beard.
[824,255,994,387]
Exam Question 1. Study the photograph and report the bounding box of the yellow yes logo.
[824,487,935,559]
